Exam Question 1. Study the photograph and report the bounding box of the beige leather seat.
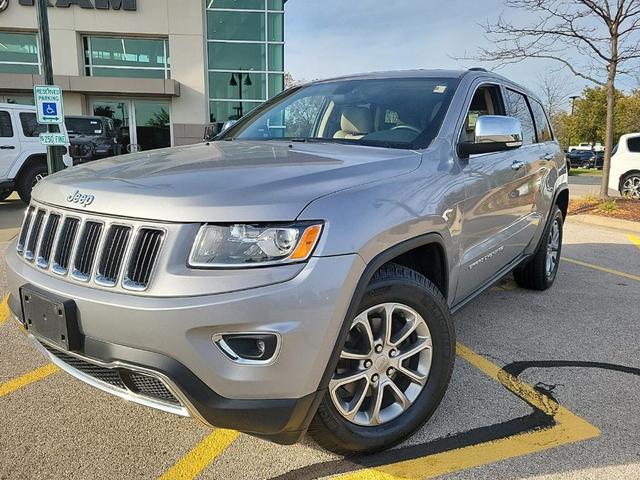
[334,107,373,139]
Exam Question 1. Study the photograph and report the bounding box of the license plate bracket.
[20,285,81,351]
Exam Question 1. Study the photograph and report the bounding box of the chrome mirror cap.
[475,115,523,147]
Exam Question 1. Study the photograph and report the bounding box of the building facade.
[0,0,286,150]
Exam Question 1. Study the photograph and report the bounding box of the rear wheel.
[0,189,11,201]
[309,263,455,455]
[620,173,640,199]
[16,163,48,204]
[580,161,590,169]
[514,205,563,290]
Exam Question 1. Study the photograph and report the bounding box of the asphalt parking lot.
[1,193,639,480]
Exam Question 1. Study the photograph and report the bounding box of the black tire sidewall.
[542,207,564,287]
[0,189,11,201]
[315,268,454,453]
[17,164,47,204]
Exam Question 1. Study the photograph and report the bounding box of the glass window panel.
[19,112,59,137]
[85,37,170,78]
[506,89,536,145]
[208,42,265,71]
[0,32,39,67]
[209,72,266,100]
[267,13,283,42]
[134,101,171,150]
[268,73,284,97]
[90,67,167,79]
[6,95,35,106]
[268,0,284,10]
[268,44,283,71]
[0,63,39,74]
[0,111,13,138]
[210,100,261,123]
[207,11,265,41]
[209,0,264,9]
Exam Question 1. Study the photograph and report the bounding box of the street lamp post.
[569,95,579,116]
[229,72,252,119]
[35,0,65,174]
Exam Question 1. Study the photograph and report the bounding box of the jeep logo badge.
[0,0,9,13]
[67,190,95,207]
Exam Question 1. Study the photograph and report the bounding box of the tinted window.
[505,89,536,145]
[65,118,103,135]
[20,112,59,137]
[628,136,640,153]
[0,111,13,137]
[224,77,460,150]
[529,99,553,142]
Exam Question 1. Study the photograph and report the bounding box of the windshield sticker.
[434,85,447,94]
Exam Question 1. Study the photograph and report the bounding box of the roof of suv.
[0,103,36,111]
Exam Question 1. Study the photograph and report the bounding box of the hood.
[33,140,422,222]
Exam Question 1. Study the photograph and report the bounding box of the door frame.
[88,97,174,151]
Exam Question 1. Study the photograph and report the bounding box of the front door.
[0,109,20,179]
[455,84,539,303]
[90,99,172,153]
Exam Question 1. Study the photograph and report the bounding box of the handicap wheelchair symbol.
[42,102,58,117]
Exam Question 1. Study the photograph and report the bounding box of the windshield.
[221,77,460,150]
[65,118,103,135]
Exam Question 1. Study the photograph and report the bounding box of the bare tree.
[466,0,640,199]
[536,70,575,117]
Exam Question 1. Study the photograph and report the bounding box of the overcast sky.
[284,0,638,98]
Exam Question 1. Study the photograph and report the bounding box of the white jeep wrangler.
[0,103,72,203]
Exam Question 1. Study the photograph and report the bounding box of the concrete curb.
[567,214,640,234]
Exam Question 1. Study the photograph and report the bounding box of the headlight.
[189,222,323,268]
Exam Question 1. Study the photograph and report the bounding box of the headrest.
[340,107,373,134]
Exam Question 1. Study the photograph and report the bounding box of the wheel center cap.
[374,355,389,372]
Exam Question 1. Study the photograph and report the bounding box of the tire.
[16,163,48,204]
[580,161,590,169]
[309,263,455,455]
[619,172,640,199]
[514,205,563,290]
[0,189,12,201]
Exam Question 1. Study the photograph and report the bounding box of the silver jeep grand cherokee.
[5,69,568,454]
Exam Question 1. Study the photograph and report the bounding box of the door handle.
[511,160,525,171]
[0,145,16,150]
[543,153,554,160]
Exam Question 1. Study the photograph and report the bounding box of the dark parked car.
[65,116,122,165]
[566,149,594,169]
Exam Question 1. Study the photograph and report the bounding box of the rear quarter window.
[529,99,553,142]
[627,136,640,153]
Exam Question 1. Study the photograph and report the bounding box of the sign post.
[35,0,66,174]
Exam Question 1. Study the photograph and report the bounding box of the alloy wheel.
[546,219,561,278]
[621,175,640,199]
[329,303,433,426]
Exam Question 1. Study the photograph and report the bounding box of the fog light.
[213,333,280,365]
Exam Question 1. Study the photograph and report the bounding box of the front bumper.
[6,246,366,442]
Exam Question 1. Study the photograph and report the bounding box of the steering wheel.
[391,125,421,134]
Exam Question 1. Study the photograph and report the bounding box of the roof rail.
[469,67,489,72]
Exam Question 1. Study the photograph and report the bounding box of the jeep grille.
[17,204,164,291]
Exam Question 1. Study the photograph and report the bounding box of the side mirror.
[221,120,237,132]
[458,115,523,158]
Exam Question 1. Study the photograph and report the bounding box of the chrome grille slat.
[53,217,81,275]
[17,206,35,254]
[25,209,46,262]
[36,213,60,269]
[124,228,164,291]
[72,221,103,281]
[17,202,165,292]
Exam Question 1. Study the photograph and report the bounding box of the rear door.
[0,109,20,179]
[455,83,540,303]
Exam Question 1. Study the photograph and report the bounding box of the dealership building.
[0,0,286,150]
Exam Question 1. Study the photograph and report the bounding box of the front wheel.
[16,163,48,204]
[0,189,12,201]
[580,161,591,169]
[514,205,563,290]
[309,263,455,455]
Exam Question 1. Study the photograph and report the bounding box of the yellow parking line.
[334,343,600,480]
[0,364,59,398]
[1,294,9,327]
[158,428,239,480]
[629,235,640,250]
[564,257,640,283]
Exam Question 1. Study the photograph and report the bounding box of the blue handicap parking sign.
[42,102,58,117]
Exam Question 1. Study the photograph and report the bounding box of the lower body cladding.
[5,249,366,444]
